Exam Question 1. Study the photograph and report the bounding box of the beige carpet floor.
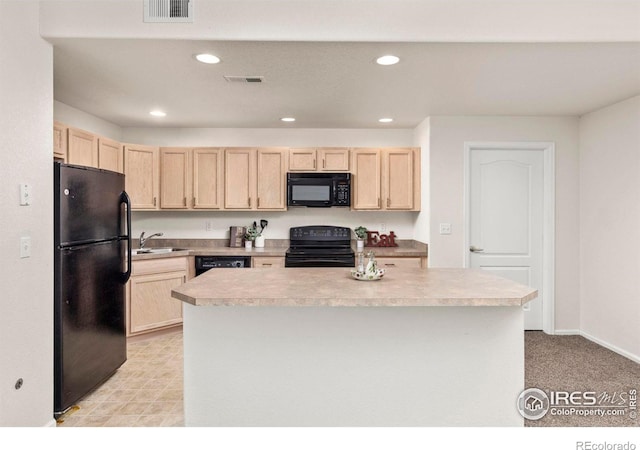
[525,331,639,427]
[56,330,639,427]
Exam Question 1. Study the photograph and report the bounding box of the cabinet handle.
[153,197,157,207]
[313,159,316,169]
[192,197,196,207]
[183,197,187,207]
[263,263,272,267]
[248,197,251,207]
[377,198,380,208]
[323,159,326,169]
[257,197,260,208]
[385,263,396,267]
[387,198,390,208]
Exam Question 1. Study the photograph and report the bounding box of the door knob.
[470,246,484,253]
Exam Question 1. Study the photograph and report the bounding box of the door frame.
[463,141,556,334]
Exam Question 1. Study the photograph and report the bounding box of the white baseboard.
[45,418,57,427]
[580,330,640,364]
[553,329,580,335]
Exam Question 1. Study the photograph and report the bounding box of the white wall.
[579,95,640,362]
[428,116,581,332]
[0,0,55,427]
[54,100,123,141]
[38,0,640,42]
[412,118,430,243]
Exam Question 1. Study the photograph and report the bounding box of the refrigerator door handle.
[120,191,132,283]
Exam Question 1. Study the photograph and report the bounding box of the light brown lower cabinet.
[126,257,188,336]
[375,257,426,269]
[252,256,285,268]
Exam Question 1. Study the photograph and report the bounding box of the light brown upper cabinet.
[98,137,123,173]
[192,148,223,209]
[288,148,350,172]
[256,148,288,210]
[53,122,67,162]
[124,144,160,210]
[160,147,190,209]
[352,147,420,211]
[67,127,98,168]
[224,148,288,210]
[351,148,382,209]
[384,148,419,210]
[158,147,224,210]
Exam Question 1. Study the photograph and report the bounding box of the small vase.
[356,239,364,252]
[245,240,252,250]
[254,235,265,248]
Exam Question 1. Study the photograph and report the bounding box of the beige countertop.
[171,267,537,307]
[131,239,428,261]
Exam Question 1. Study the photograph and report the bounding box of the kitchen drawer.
[375,257,423,269]
[131,256,188,276]
[252,256,285,268]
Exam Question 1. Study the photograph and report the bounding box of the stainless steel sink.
[131,248,187,255]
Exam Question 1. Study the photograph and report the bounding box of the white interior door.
[469,148,544,330]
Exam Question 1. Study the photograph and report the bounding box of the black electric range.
[285,225,355,268]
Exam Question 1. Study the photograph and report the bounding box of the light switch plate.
[20,237,31,258]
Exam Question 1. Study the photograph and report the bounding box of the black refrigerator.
[54,162,132,416]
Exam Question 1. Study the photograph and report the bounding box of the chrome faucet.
[139,231,163,249]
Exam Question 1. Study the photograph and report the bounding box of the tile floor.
[55,330,184,427]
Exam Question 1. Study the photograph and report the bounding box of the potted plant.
[244,223,259,249]
[354,226,367,251]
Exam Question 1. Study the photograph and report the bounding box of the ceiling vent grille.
[144,0,193,23]
[224,76,265,83]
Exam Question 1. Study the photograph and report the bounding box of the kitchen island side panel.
[183,305,524,426]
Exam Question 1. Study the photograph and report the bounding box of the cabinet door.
[352,149,381,210]
[53,122,68,161]
[289,148,317,171]
[193,148,222,209]
[160,147,190,209]
[318,148,350,171]
[124,144,159,210]
[224,148,255,209]
[68,128,98,168]
[128,271,185,334]
[257,148,287,210]
[98,138,123,173]
[252,257,285,268]
[384,149,414,210]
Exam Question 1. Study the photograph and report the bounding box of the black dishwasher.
[195,256,252,276]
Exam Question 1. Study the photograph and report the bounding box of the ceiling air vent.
[144,0,193,23]
[224,76,265,83]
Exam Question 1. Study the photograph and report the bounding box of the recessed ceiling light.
[280,117,296,122]
[376,55,400,66]
[378,118,394,123]
[149,110,166,117]
[195,53,221,64]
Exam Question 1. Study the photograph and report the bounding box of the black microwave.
[287,172,351,207]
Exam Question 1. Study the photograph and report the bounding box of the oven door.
[285,254,355,268]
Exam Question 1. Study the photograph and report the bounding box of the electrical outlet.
[380,223,387,232]
[20,183,31,206]
[205,221,212,232]
[439,223,452,235]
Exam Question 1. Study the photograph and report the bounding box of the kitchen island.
[172,267,537,426]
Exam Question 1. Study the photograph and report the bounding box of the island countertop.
[171,267,537,307]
